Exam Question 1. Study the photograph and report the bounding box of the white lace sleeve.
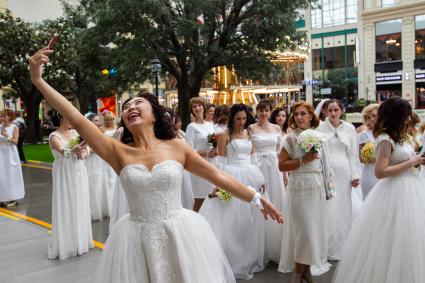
[184,124,195,148]
[358,131,371,145]
[281,133,297,158]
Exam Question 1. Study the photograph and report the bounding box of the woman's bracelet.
[299,157,304,168]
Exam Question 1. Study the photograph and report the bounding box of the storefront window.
[312,49,322,71]
[416,15,425,59]
[376,19,402,63]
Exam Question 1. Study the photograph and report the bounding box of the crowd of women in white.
[2,46,425,283]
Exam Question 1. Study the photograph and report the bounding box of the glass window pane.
[334,46,345,69]
[346,45,356,67]
[381,0,395,8]
[416,29,425,59]
[312,49,322,70]
[376,19,402,36]
[376,33,402,62]
[416,14,425,30]
[311,6,322,29]
[346,0,358,24]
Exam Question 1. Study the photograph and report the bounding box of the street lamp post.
[151,57,161,97]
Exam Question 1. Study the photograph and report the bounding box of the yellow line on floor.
[21,163,52,171]
[0,208,105,250]
[27,160,44,164]
[0,211,20,221]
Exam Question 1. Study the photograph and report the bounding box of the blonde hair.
[361,103,379,123]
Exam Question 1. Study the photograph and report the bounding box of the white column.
[363,23,376,102]
[402,16,416,108]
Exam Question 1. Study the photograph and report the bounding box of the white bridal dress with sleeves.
[48,130,93,260]
[0,124,25,202]
[97,160,235,283]
[278,129,328,274]
[333,134,425,283]
[199,139,266,280]
[185,122,215,198]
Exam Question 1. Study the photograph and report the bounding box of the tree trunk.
[23,89,43,143]
[177,79,191,130]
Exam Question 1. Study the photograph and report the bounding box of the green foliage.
[81,0,311,125]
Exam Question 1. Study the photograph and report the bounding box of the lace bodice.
[119,160,184,223]
[375,134,415,166]
[226,139,252,166]
[252,133,280,154]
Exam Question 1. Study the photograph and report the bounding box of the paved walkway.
[0,162,336,282]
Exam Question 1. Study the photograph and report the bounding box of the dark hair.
[86,113,98,121]
[206,103,215,111]
[228,104,249,136]
[245,106,256,128]
[256,99,273,112]
[213,104,230,125]
[374,96,412,143]
[120,92,176,144]
[270,107,289,132]
[288,101,320,129]
[325,99,344,113]
[319,99,331,121]
[51,111,63,127]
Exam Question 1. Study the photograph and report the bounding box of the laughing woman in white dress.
[358,104,379,200]
[48,113,93,260]
[278,101,330,283]
[185,97,216,212]
[0,109,25,207]
[200,104,267,280]
[333,97,425,283]
[249,100,286,264]
[30,48,282,283]
[317,99,360,261]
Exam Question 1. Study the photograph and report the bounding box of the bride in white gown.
[333,97,425,283]
[200,104,266,279]
[29,47,283,283]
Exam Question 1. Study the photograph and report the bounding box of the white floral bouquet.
[297,129,326,153]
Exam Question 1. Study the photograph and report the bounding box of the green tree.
[82,0,309,126]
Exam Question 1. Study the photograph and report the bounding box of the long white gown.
[97,160,235,283]
[318,119,360,260]
[252,133,286,264]
[199,139,266,280]
[358,128,378,200]
[185,122,215,198]
[48,131,93,260]
[109,177,129,232]
[85,152,110,220]
[0,124,25,202]
[333,134,425,283]
[278,129,327,273]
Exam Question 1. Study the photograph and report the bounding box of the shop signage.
[416,73,425,79]
[303,80,323,86]
[376,75,402,82]
[320,88,332,95]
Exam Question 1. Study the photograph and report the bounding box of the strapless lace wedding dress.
[97,160,235,283]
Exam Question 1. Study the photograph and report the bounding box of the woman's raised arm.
[29,48,120,170]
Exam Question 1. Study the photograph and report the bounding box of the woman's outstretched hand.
[259,197,284,224]
[29,47,53,83]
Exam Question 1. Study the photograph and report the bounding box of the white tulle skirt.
[109,177,129,232]
[257,154,286,263]
[85,153,111,220]
[181,170,194,209]
[333,170,425,283]
[97,210,236,283]
[199,163,266,280]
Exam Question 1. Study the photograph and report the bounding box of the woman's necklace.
[258,122,270,130]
